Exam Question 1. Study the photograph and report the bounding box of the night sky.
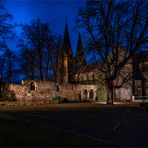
[5,0,85,55]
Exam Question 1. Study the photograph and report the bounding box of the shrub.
[96,84,107,101]
[52,96,60,103]
[52,96,69,103]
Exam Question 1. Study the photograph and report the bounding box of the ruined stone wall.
[5,80,97,103]
[57,83,97,101]
[4,79,133,103]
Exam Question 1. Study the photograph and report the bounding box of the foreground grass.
[0,117,114,147]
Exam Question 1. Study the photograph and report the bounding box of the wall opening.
[56,84,61,91]
[89,89,94,99]
[84,89,88,99]
[11,90,16,101]
[30,82,36,91]
[78,93,81,101]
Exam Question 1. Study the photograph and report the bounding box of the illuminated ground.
[0,102,148,147]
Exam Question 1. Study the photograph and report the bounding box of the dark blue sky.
[5,0,85,55]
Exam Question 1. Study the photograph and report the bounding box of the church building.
[1,20,148,103]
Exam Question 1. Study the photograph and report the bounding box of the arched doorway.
[56,84,61,91]
[30,82,36,91]
[78,93,81,101]
[84,89,88,100]
[89,89,94,99]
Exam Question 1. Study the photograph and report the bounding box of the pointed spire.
[61,17,74,83]
[76,33,82,53]
[75,33,87,67]
[63,17,71,50]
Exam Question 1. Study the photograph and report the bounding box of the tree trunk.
[106,81,114,105]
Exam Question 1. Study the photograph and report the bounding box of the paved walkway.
[0,102,148,146]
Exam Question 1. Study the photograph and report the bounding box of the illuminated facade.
[2,22,148,103]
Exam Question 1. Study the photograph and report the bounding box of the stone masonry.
[3,80,97,104]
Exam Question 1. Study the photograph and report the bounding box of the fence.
[132,96,148,102]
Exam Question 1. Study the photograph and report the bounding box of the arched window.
[84,89,88,99]
[78,93,81,101]
[11,90,16,101]
[89,89,94,99]
[56,84,61,91]
[30,82,36,91]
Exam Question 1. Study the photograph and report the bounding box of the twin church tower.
[57,20,87,83]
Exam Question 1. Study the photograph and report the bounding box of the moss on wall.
[96,84,107,101]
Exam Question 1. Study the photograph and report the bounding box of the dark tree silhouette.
[19,44,36,80]
[76,0,148,104]
[0,0,14,90]
[3,48,16,83]
[0,48,17,84]
[45,35,62,81]
[18,18,61,81]
[0,0,12,44]
[0,56,5,83]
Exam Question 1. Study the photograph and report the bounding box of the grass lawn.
[0,116,113,147]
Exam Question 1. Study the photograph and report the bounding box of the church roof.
[75,62,102,74]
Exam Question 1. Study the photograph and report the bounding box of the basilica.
[2,21,148,103]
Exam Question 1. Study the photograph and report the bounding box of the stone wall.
[4,80,97,103]
[3,79,133,103]
[115,87,132,101]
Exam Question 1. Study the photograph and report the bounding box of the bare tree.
[0,0,13,91]
[18,42,36,80]
[0,0,12,43]
[18,19,61,81]
[76,0,148,104]
[45,34,62,81]
[0,56,5,83]
[3,48,16,83]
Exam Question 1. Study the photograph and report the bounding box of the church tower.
[75,33,87,70]
[57,19,74,83]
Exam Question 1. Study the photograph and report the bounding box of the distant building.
[132,51,148,101]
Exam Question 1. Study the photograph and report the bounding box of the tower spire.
[75,33,87,68]
[59,17,74,83]
[63,17,71,50]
